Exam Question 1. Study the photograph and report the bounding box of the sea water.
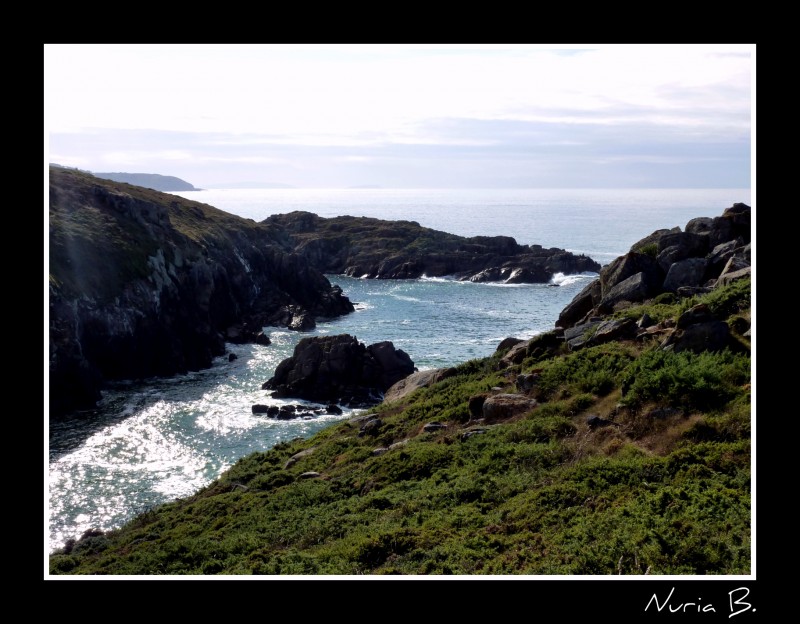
[47,187,751,553]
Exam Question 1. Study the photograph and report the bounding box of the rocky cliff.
[379,203,753,403]
[555,203,751,350]
[264,211,600,282]
[48,167,353,417]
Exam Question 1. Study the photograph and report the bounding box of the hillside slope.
[49,205,751,575]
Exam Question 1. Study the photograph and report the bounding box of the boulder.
[556,278,601,329]
[629,227,682,253]
[564,320,604,350]
[662,258,709,292]
[711,243,751,284]
[359,417,383,437]
[598,272,651,311]
[254,331,272,346]
[367,341,420,391]
[495,337,525,353]
[684,217,714,236]
[677,304,714,329]
[716,266,751,288]
[499,331,563,367]
[600,252,662,296]
[655,231,709,257]
[499,340,532,367]
[676,286,713,297]
[283,447,316,469]
[461,428,489,441]
[482,394,538,421]
[706,239,744,279]
[469,393,490,419]
[383,367,455,404]
[589,318,637,345]
[468,267,511,283]
[722,203,751,242]
[662,321,731,353]
[516,373,539,392]
[263,334,415,405]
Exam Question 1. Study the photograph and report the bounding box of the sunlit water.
[48,188,751,553]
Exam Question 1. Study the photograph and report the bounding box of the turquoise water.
[47,188,751,553]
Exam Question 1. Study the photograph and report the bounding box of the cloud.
[45,44,753,188]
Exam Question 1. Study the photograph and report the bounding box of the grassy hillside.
[49,167,262,301]
[49,278,751,575]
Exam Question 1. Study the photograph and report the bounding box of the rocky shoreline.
[258,203,751,410]
[49,168,598,418]
[265,211,600,282]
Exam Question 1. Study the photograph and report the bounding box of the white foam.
[550,271,598,287]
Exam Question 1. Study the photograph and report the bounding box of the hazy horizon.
[45,44,753,191]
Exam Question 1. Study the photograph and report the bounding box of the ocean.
[47,187,751,553]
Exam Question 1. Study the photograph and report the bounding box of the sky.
[44,44,753,189]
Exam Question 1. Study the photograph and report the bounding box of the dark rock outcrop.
[556,203,751,332]
[556,279,601,328]
[497,331,563,368]
[263,334,416,406]
[661,321,732,353]
[264,211,600,283]
[49,166,354,418]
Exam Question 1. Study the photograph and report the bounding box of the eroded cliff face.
[48,167,353,417]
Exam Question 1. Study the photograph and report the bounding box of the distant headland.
[91,171,200,192]
[49,164,200,192]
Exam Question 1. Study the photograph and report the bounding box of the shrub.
[249,471,295,491]
[534,343,636,400]
[620,348,750,412]
[638,242,659,257]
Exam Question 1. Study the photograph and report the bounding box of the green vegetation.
[50,278,751,575]
[637,242,659,257]
[613,277,751,326]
